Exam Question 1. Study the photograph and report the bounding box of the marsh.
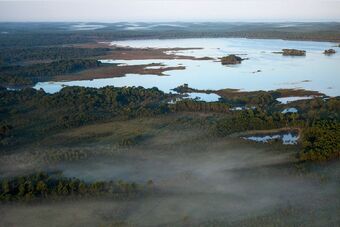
[0,22,339,227]
[1,114,339,226]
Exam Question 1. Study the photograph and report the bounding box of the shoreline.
[102,36,340,44]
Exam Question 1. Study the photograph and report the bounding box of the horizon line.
[1,20,340,23]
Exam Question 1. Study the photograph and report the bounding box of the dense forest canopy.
[0,86,339,161]
[0,47,111,65]
[0,172,147,202]
[1,59,102,84]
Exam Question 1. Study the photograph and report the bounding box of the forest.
[300,121,340,161]
[1,86,339,161]
[0,59,103,85]
[0,86,169,147]
[0,47,111,65]
[0,172,146,202]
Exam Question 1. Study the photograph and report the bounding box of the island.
[324,49,336,55]
[282,49,306,56]
[220,54,244,65]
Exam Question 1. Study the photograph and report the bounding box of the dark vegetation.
[300,121,340,161]
[1,85,339,161]
[281,49,306,56]
[0,172,146,202]
[324,49,336,55]
[0,47,111,66]
[172,84,340,161]
[0,46,112,86]
[0,86,169,147]
[217,90,277,108]
[0,31,92,48]
[220,55,244,65]
[215,110,289,136]
[1,59,102,85]
[214,96,340,161]
[173,84,323,109]
[0,37,112,86]
[170,99,231,113]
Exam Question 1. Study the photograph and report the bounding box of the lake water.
[34,38,340,101]
[121,23,188,30]
[70,23,107,31]
[282,108,299,114]
[243,132,299,145]
[276,96,315,104]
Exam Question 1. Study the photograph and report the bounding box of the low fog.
[1,124,339,226]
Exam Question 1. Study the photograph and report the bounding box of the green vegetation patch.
[300,121,340,161]
[0,172,147,202]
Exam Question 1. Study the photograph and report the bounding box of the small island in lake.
[282,49,306,56]
[324,49,336,55]
[220,55,244,65]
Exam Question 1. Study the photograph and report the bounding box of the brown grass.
[53,64,185,81]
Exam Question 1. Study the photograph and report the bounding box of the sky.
[0,0,339,22]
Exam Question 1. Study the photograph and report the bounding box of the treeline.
[0,124,12,143]
[0,172,145,202]
[173,99,338,161]
[1,86,339,162]
[173,85,278,109]
[292,97,340,123]
[170,100,231,113]
[168,97,305,137]
[1,86,169,122]
[215,110,295,136]
[0,47,111,65]
[0,33,93,48]
[0,75,32,86]
[300,121,340,161]
[220,92,277,109]
[0,59,102,85]
[1,24,340,49]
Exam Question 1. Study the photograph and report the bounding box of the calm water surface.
[243,133,299,145]
[35,38,340,100]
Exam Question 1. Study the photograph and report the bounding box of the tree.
[36,180,48,197]
[301,121,340,161]
[18,182,26,197]
[1,179,10,194]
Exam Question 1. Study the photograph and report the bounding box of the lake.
[34,38,340,101]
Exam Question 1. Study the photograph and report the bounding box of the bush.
[300,121,340,161]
